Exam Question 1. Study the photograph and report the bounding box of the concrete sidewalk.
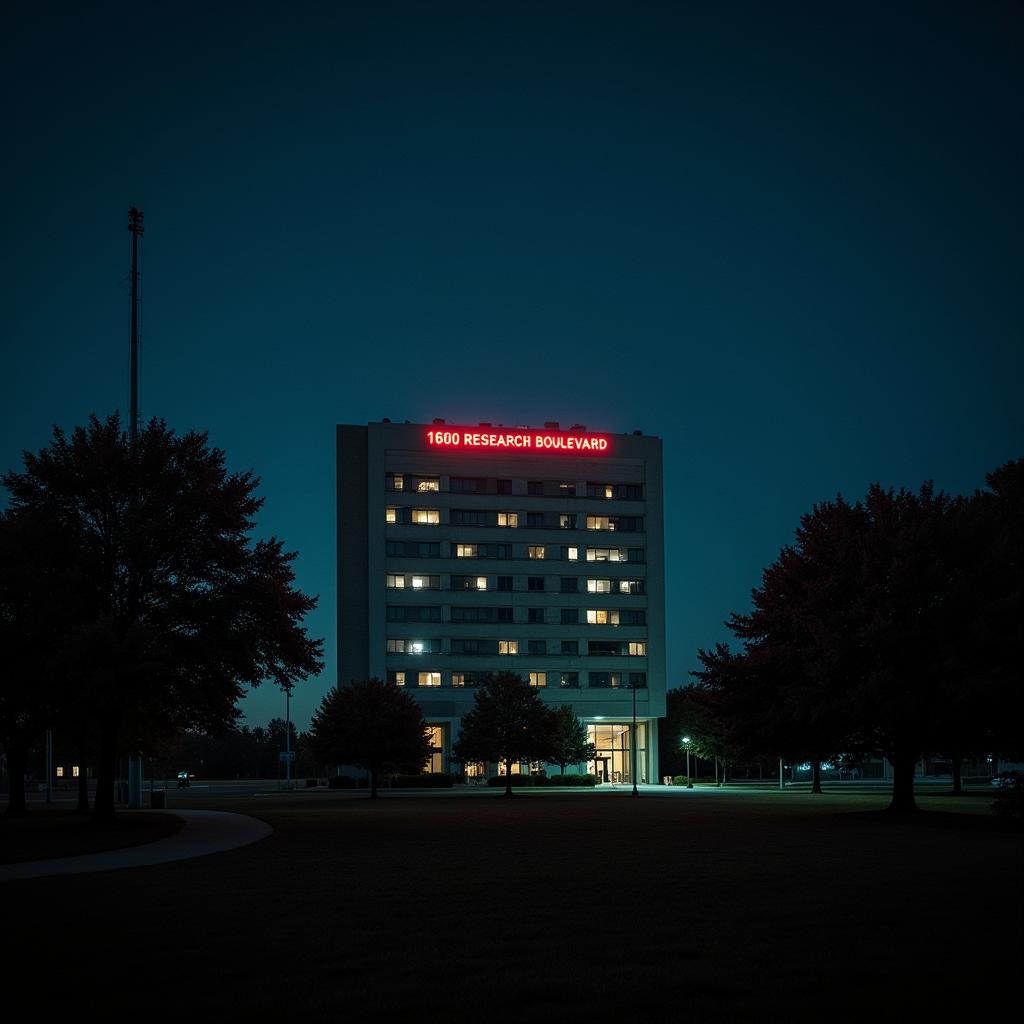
[0,809,272,882]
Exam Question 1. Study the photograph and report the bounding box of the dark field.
[3,789,1019,1021]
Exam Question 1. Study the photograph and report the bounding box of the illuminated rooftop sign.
[427,427,610,454]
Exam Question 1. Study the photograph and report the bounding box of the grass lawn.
[3,788,1019,1021]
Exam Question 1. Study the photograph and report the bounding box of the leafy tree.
[1,413,323,820]
[548,705,595,777]
[452,672,556,796]
[659,686,730,781]
[308,679,432,798]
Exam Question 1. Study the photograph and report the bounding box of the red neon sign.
[426,427,610,454]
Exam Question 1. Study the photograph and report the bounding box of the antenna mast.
[128,206,145,442]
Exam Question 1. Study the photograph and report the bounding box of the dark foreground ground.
[3,789,1019,1022]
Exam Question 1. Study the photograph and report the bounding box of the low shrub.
[385,772,455,788]
[672,775,691,786]
[545,774,597,787]
[487,775,537,787]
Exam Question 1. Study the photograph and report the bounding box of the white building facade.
[337,420,667,782]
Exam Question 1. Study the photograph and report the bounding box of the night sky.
[3,2,1021,730]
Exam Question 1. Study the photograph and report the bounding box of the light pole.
[682,736,693,788]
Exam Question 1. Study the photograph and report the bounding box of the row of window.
[386,474,643,500]
[386,606,647,626]
[386,508,644,532]
[387,574,645,594]
[388,669,647,688]
[385,638,647,655]
[385,541,645,562]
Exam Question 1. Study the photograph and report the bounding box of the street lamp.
[682,735,693,789]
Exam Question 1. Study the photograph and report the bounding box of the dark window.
[588,640,620,656]
[621,610,646,626]
[497,575,513,591]
[560,608,579,625]
[559,482,576,497]
[528,576,545,592]
[451,477,484,493]
[560,640,579,656]
[452,670,484,687]
[528,640,545,655]
[627,548,644,563]
[618,484,643,500]
[527,481,544,496]
[527,608,545,624]
[627,672,647,688]
[559,577,578,593]
[497,607,514,623]
[497,479,513,495]
[588,671,622,688]
[451,509,488,526]
[451,639,483,655]
[386,540,403,557]
[526,512,545,528]
[560,671,579,688]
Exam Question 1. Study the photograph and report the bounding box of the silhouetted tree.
[452,672,556,796]
[1,413,323,820]
[548,705,595,777]
[659,686,730,781]
[308,679,432,798]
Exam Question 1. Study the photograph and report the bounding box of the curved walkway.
[0,809,272,882]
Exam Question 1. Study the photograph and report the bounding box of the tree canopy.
[1,413,323,819]
[548,704,596,776]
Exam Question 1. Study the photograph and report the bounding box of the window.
[450,639,483,654]
[72,766,80,778]
[412,575,439,590]
[527,481,543,496]
[559,482,576,497]
[390,638,442,654]
[528,545,545,560]
[528,576,545,592]
[587,578,612,593]
[588,640,620,657]
[386,574,405,589]
[560,608,579,625]
[560,671,579,688]
[587,609,620,625]
[413,508,439,525]
[628,642,647,656]
[456,544,477,558]
[451,477,484,493]
[451,509,487,526]
[452,671,484,687]
[561,640,579,655]
[385,507,397,523]
[621,609,646,626]
[418,671,441,687]
[388,605,441,623]
[529,672,547,688]
[586,515,614,531]
[527,607,545,624]
[619,579,644,594]
[56,766,64,778]
[620,484,643,500]
[497,606,513,622]
[498,640,518,655]
[386,639,406,653]
[587,547,626,562]
[560,576,578,593]
[497,479,512,495]
[497,575,513,591]
[386,473,404,491]
[417,477,439,492]
[387,670,406,686]
[628,672,647,687]
[628,548,645,563]
[497,511,519,528]
[559,514,576,529]
[528,640,545,655]
[526,512,545,528]
[588,671,622,688]
[564,546,579,561]
[452,575,487,591]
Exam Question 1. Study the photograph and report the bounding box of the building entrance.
[588,723,647,784]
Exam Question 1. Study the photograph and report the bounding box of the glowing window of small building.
[56,766,64,778]
[385,507,397,523]
[528,546,545,560]
[418,671,441,687]
[587,579,612,593]
[628,642,647,656]
[498,640,518,655]
[72,765,80,778]
[529,672,547,688]
[456,544,477,558]
[386,574,405,589]
[412,508,439,525]
[417,478,439,492]
[498,512,518,528]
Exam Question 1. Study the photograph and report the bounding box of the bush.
[385,772,455,788]
[545,774,597,787]
[672,775,691,786]
[991,776,1024,824]
[328,775,356,789]
[487,775,537,787]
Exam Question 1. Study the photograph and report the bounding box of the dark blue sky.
[3,2,1021,729]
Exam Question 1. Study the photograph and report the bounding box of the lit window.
[559,514,575,529]
[498,512,519,528]
[567,547,579,561]
[604,485,613,499]
[587,579,612,593]
[529,672,547,688]
[499,640,518,655]
[56,766,64,778]
[387,639,406,653]
[586,609,620,625]
[417,478,439,492]
[385,507,397,523]
[72,766,80,778]
[386,574,405,589]
[387,473,404,491]
[586,516,614,531]
[587,548,626,562]
[475,576,488,590]
[456,544,477,558]
[389,671,406,686]
[412,508,439,525]
[411,576,425,589]
[528,546,545,560]
[418,671,441,687]
[619,579,643,594]
[409,641,425,654]
[628,642,647,656]
[452,673,465,687]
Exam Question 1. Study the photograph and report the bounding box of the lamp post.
[682,735,693,788]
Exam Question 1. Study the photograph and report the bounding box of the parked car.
[176,771,195,789]
[991,771,1023,789]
